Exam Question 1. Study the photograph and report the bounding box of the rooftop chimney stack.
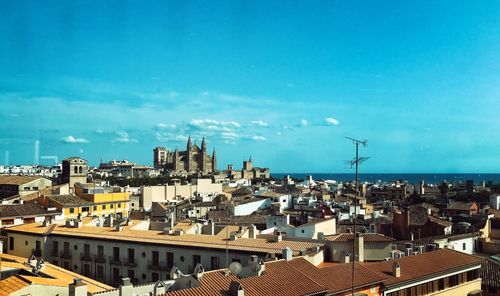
[355,233,364,262]
[69,278,88,296]
[393,262,401,278]
[282,247,292,261]
[248,224,257,239]
[119,277,133,296]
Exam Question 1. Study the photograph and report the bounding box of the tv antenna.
[345,137,368,296]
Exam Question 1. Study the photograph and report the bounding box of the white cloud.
[112,132,138,143]
[95,130,104,134]
[156,123,177,129]
[251,120,268,127]
[189,119,240,129]
[251,135,266,141]
[325,117,340,126]
[62,135,89,143]
[155,132,188,142]
[300,119,309,127]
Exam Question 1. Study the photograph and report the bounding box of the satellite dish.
[228,262,242,275]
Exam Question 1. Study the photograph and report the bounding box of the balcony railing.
[109,256,122,265]
[94,254,106,263]
[147,260,163,270]
[80,252,92,262]
[123,258,137,267]
[60,250,71,259]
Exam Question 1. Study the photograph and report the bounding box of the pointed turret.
[187,134,192,150]
[201,135,206,152]
[211,148,217,173]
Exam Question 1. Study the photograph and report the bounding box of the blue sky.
[1,1,499,173]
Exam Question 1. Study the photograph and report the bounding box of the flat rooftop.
[5,223,323,255]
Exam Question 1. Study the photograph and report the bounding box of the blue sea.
[271,173,500,185]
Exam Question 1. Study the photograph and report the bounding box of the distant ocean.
[271,173,500,185]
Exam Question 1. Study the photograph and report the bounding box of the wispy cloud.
[251,120,268,127]
[325,117,340,126]
[112,132,138,143]
[155,123,177,129]
[62,135,89,143]
[251,135,266,141]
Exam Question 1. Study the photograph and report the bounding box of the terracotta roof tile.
[364,248,482,288]
[325,233,395,242]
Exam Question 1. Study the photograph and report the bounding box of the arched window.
[74,166,78,174]
[79,166,83,174]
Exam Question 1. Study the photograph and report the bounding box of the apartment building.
[37,182,130,219]
[4,222,324,287]
[0,175,52,201]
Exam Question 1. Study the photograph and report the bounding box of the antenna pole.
[345,137,367,296]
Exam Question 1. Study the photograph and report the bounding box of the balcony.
[123,258,137,267]
[147,260,163,270]
[80,252,92,262]
[109,256,122,265]
[60,250,71,259]
[94,254,106,263]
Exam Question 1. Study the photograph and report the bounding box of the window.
[93,205,97,211]
[102,205,107,210]
[84,244,90,256]
[81,206,89,212]
[74,166,78,174]
[118,203,122,208]
[301,229,305,233]
[152,272,159,282]
[152,251,159,266]
[96,265,104,280]
[211,256,219,269]
[113,247,120,262]
[193,255,201,266]
[52,241,59,257]
[63,242,70,254]
[166,252,174,269]
[110,204,114,209]
[32,187,38,190]
[79,166,83,174]
[463,243,466,250]
[83,263,90,276]
[232,258,241,263]
[9,237,14,250]
[128,248,135,264]
[69,208,75,214]
[113,267,121,284]
[128,269,135,283]
[97,245,104,259]
[63,261,70,270]
[24,187,30,190]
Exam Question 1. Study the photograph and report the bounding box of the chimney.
[248,255,259,264]
[69,278,87,296]
[355,233,364,262]
[405,248,412,257]
[392,262,401,278]
[416,245,425,254]
[119,277,133,296]
[282,247,292,261]
[229,281,244,296]
[115,224,123,232]
[248,224,257,239]
[390,250,398,260]
[343,252,350,263]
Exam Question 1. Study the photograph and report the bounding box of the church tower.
[200,135,207,173]
[186,135,193,172]
[212,148,217,173]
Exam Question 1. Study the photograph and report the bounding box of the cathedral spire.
[201,134,206,151]
[187,134,192,150]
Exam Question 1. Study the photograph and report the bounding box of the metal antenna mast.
[345,137,368,296]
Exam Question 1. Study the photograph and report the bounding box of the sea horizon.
[271,173,500,184]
